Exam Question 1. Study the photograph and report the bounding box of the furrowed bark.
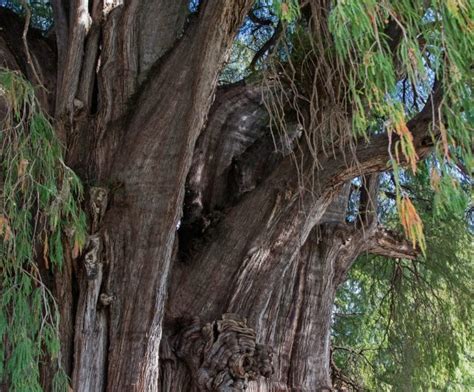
[71,187,109,391]
[54,0,91,116]
[69,2,254,390]
[49,1,255,390]
[161,78,429,389]
[167,78,436,320]
[289,226,353,391]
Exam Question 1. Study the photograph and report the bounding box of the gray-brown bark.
[163,109,417,389]
[0,3,434,391]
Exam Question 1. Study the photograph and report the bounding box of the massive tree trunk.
[0,2,432,391]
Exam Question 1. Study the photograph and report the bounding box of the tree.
[332,168,473,391]
[0,0,472,391]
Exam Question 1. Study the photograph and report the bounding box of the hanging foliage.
[260,0,473,251]
[333,162,473,390]
[328,0,473,250]
[0,69,86,391]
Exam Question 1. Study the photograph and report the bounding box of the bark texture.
[0,3,435,391]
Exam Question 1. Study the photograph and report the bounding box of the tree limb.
[0,8,57,113]
[248,10,274,26]
[332,79,443,185]
[19,1,43,87]
[168,76,440,321]
[249,21,282,70]
[366,227,419,260]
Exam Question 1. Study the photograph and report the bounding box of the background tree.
[333,167,473,391]
[0,0,472,391]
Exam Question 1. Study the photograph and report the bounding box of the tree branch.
[366,227,419,260]
[358,174,379,227]
[332,80,443,184]
[19,1,43,87]
[249,21,282,70]
[328,221,418,288]
[248,10,274,26]
[167,71,441,338]
[0,8,57,113]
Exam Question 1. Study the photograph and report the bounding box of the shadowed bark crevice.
[178,84,287,260]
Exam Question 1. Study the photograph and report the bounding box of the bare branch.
[366,227,419,260]
[19,0,43,87]
[249,21,283,70]
[248,10,274,26]
[0,8,57,112]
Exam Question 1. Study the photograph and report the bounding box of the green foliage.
[271,0,300,22]
[333,164,473,390]
[0,69,86,391]
[328,0,473,249]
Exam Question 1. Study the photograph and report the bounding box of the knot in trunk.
[174,313,274,390]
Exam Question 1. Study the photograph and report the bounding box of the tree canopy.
[334,166,473,390]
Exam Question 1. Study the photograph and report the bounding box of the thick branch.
[329,222,419,289]
[332,80,443,184]
[169,77,440,327]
